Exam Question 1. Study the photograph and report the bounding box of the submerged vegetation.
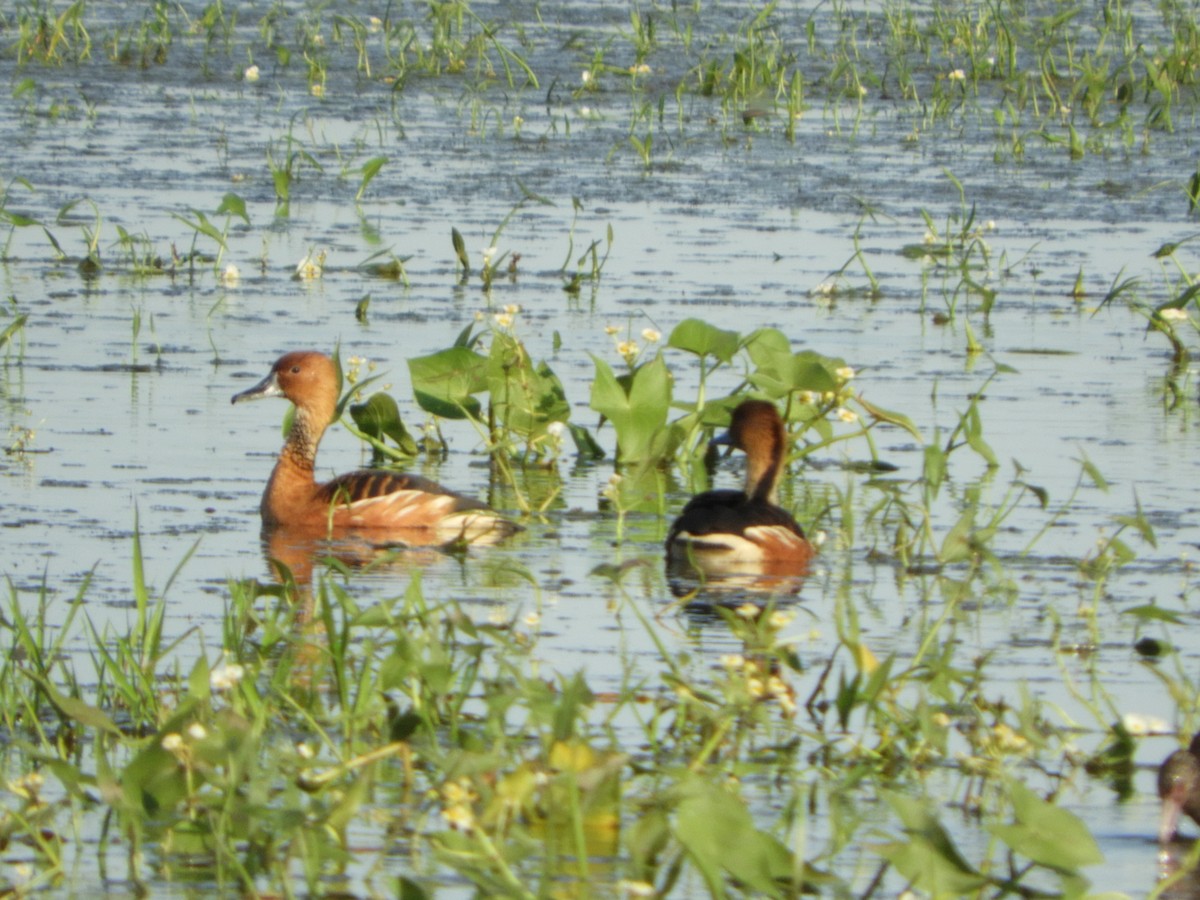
[2,0,1200,897]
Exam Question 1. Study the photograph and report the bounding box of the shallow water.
[4,0,1200,895]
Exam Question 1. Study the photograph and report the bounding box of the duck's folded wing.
[318,470,519,542]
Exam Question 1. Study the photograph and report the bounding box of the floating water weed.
[408,313,572,471]
[52,197,102,275]
[172,192,249,275]
[0,176,39,258]
[266,125,322,212]
[0,299,27,357]
[107,0,171,68]
[12,0,91,66]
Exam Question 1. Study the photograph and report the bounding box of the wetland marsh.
[4,0,1200,896]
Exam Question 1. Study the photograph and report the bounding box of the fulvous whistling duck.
[666,399,815,574]
[231,350,519,545]
[1159,732,1200,842]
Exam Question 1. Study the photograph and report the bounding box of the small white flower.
[601,473,622,501]
[513,115,524,128]
[244,65,260,83]
[948,68,966,81]
[768,610,795,629]
[720,653,745,670]
[503,303,520,315]
[735,602,759,620]
[618,880,657,898]
[546,421,567,439]
[523,611,541,628]
[604,324,620,336]
[481,246,498,265]
[186,723,208,741]
[629,63,651,75]
[1122,713,1169,735]
[296,742,315,760]
[836,407,859,423]
[310,83,325,98]
[295,251,323,280]
[617,340,639,357]
[581,71,593,84]
[368,16,383,33]
[161,733,185,753]
[493,313,513,329]
[219,263,240,287]
[9,772,43,798]
[1160,308,1189,323]
[442,804,476,832]
[641,327,661,342]
[210,660,246,692]
[835,365,856,381]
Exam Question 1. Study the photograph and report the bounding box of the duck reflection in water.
[665,399,815,599]
[232,350,519,584]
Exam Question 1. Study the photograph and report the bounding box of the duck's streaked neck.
[280,404,330,474]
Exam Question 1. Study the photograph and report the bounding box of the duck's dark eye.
[291,365,301,374]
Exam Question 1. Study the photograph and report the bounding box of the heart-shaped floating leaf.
[408,347,487,420]
[989,780,1103,872]
[350,392,418,456]
[668,318,741,363]
[589,352,672,463]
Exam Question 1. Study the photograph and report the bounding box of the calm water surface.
[3,1,1200,894]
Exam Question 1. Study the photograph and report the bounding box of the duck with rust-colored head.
[232,351,519,546]
[666,399,815,576]
[1159,732,1200,843]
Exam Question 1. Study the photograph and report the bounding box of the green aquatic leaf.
[350,392,418,456]
[672,775,798,897]
[215,191,250,225]
[1120,603,1184,624]
[589,352,672,463]
[356,156,387,202]
[568,422,605,459]
[667,318,741,363]
[746,329,842,396]
[1114,493,1156,548]
[409,346,487,419]
[0,314,27,349]
[923,442,947,494]
[22,669,120,735]
[961,403,998,468]
[939,505,976,564]
[989,781,1103,872]
[451,226,469,270]
[879,792,988,897]
[487,332,571,445]
[856,395,923,440]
